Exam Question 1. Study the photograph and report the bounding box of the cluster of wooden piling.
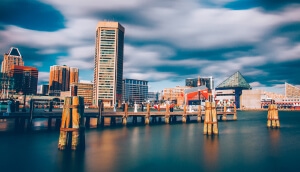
[58,96,85,150]
[222,104,237,121]
[203,102,218,135]
[267,104,280,128]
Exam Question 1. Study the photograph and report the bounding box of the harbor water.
[0,110,300,172]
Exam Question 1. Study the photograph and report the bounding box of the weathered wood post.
[71,96,85,150]
[182,105,187,123]
[197,105,201,122]
[203,102,218,135]
[165,104,170,124]
[58,97,71,150]
[122,103,128,125]
[212,102,218,135]
[233,104,237,120]
[145,103,150,124]
[222,104,227,121]
[27,99,34,130]
[97,100,104,128]
[267,103,280,128]
[58,96,85,150]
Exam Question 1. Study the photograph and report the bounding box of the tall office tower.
[1,47,24,75]
[49,65,79,96]
[10,65,38,95]
[93,21,125,107]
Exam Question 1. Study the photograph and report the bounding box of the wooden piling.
[27,100,34,130]
[122,103,128,125]
[182,105,187,123]
[58,96,85,150]
[145,103,150,124]
[165,104,170,124]
[222,105,227,121]
[197,105,201,122]
[233,104,237,120]
[97,100,104,127]
[203,102,218,135]
[212,102,218,134]
[267,104,280,128]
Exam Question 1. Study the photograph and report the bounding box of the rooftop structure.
[1,47,24,74]
[216,71,251,108]
[217,71,251,89]
[285,82,300,98]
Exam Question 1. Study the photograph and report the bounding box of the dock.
[0,103,237,131]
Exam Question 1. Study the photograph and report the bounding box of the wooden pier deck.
[0,105,237,131]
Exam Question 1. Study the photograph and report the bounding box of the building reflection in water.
[268,128,280,156]
[203,135,219,171]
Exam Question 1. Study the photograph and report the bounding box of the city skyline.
[0,0,300,94]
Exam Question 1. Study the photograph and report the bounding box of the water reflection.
[56,150,85,172]
[203,135,219,171]
[268,128,280,155]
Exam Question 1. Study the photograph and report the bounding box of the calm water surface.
[0,111,300,172]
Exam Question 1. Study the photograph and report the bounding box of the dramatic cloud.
[0,0,299,93]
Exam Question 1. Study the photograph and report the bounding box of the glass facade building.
[94,22,125,107]
[122,79,148,105]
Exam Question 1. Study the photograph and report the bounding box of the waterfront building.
[0,72,15,98]
[1,47,24,74]
[285,82,300,98]
[184,86,209,106]
[71,82,93,106]
[240,89,262,109]
[147,91,160,104]
[48,65,79,96]
[262,90,284,100]
[215,71,251,108]
[122,79,148,105]
[10,65,38,95]
[163,86,190,106]
[93,21,125,107]
[185,76,214,90]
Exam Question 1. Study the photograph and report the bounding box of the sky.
[0,0,300,94]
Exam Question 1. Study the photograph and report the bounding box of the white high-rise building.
[93,21,125,107]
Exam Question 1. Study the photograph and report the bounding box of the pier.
[0,100,237,131]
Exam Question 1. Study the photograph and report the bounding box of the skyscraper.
[93,21,125,107]
[1,47,24,75]
[49,65,79,96]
